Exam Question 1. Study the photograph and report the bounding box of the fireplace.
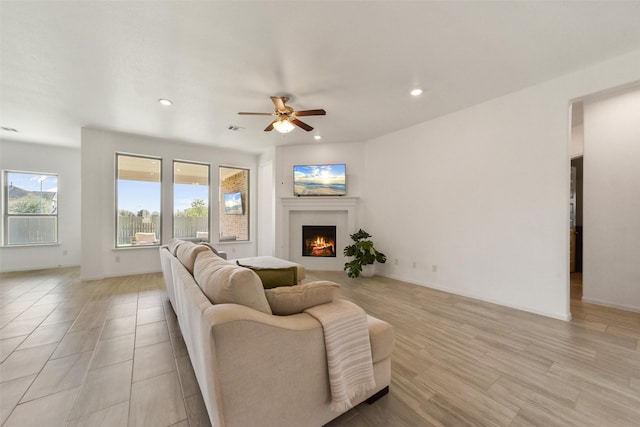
[302,225,336,257]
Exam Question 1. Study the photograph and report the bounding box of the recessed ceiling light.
[314,135,322,140]
[410,89,423,97]
[158,98,173,106]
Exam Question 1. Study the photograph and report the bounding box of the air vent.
[228,125,244,131]
[1,126,19,132]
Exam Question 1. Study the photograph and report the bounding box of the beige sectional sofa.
[159,239,394,427]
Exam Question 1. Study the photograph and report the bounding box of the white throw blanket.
[305,299,376,412]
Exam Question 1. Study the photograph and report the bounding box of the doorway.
[569,100,584,306]
[570,156,583,302]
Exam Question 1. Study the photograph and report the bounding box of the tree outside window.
[3,171,58,245]
[173,161,210,240]
[116,154,161,247]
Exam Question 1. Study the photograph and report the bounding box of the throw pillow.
[194,251,272,314]
[236,262,297,289]
[264,281,340,315]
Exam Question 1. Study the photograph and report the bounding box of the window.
[3,171,58,245]
[116,154,161,247]
[173,161,210,240]
[219,166,249,242]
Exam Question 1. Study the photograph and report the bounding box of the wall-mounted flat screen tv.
[224,191,243,215]
[293,164,346,196]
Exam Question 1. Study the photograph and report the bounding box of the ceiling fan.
[238,96,326,133]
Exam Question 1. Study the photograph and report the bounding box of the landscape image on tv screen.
[294,164,346,196]
[224,192,243,215]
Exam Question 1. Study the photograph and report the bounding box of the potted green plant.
[343,229,387,278]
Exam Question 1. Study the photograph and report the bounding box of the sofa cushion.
[167,238,186,256]
[236,262,297,289]
[264,281,340,316]
[176,241,210,275]
[194,251,272,314]
[199,242,228,259]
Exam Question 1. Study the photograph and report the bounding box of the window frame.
[115,153,163,248]
[172,160,211,241]
[3,169,59,246]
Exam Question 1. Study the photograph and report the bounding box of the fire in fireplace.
[302,225,337,257]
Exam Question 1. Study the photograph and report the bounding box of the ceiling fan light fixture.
[410,88,423,97]
[273,118,295,134]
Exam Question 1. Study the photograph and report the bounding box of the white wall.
[361,50,640,320]
[257,160,274,256]
[270,51,639,319]
[274,141,366,261]
[0,139,81,272]
[258,148,276,256]
[364,91,571,319]
[582,87,640,312]
[570,124,584,159]
[81,128,258,280]
[274,142,367,200]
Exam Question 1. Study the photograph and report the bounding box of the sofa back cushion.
[167,238,186,256]
[176,241,210,275]
[199,242,227,260]
[194,251,272,314]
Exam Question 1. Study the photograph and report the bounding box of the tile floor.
[0,268,209,427]
[3,267,640,427]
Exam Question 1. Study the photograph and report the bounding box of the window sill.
[113,245,161,251]
[1,243,60,248]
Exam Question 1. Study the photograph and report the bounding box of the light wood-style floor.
[1,268,639,426]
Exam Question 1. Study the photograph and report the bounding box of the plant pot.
[361,264,375,277]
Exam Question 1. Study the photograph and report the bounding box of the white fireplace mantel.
[280,196,359,261]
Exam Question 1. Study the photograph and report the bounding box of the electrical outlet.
[62,250,68,256]
[432,264,438,272]
[115,256,120,263]
[394,258,398,265]
[412,261,416,268]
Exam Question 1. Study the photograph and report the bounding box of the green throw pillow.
[264,281,340,315]
[236,262,298,289]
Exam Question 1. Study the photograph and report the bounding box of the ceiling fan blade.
[293,109,326,117]
[264,120,276,132]
[291,118,313,132]
[238,112,274,116]
[271,96,287,112]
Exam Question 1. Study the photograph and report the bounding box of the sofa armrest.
[202,304,328,427]
[198,299,390,427]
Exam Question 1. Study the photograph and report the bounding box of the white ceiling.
[1,1,639,154]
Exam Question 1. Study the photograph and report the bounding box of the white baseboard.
[0,263,79,274]
[581,297,640,314]
[378,272,572,321]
